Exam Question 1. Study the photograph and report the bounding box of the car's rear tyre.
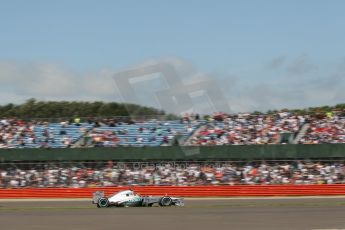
[98,198,109,208]
[159,196,172,206]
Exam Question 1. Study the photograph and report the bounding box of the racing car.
[92,189,184,208]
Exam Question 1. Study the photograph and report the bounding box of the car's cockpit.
[110,190,135,198]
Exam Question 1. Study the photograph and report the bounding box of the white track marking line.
[0,196,345,202]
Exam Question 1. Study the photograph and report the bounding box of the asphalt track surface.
[1,198,345,230]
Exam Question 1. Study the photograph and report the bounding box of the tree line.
[0,99,167,119]
[1,98,344,120]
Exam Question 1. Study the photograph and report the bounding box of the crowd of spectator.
[0,118,86,148]
[0,115,200,148]
[1,110,345,148]
[299,115,345,144]
[86,119,197,147]
[188,112,305,145]
[1,161,344,188]
[0,118,37,148]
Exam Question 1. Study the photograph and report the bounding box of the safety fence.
[2,144,345,161]
[1,185,345,198]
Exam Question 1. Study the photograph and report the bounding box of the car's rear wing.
[92,191,104,204]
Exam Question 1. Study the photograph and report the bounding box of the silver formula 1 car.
[92,189,184,208]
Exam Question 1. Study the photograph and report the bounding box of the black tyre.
[98,198,109,208]
[159,196,172,206]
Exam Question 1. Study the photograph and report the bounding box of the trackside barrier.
[2,144,345,161]
[1,185,345,198]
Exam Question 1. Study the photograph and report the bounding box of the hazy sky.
[1,0,345,113]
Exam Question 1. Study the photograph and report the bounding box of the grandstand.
[1,101,345,188]
[0,118,201,148]
[187,112,303,145]
[88,120,199,147]
[1,103,345,148]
